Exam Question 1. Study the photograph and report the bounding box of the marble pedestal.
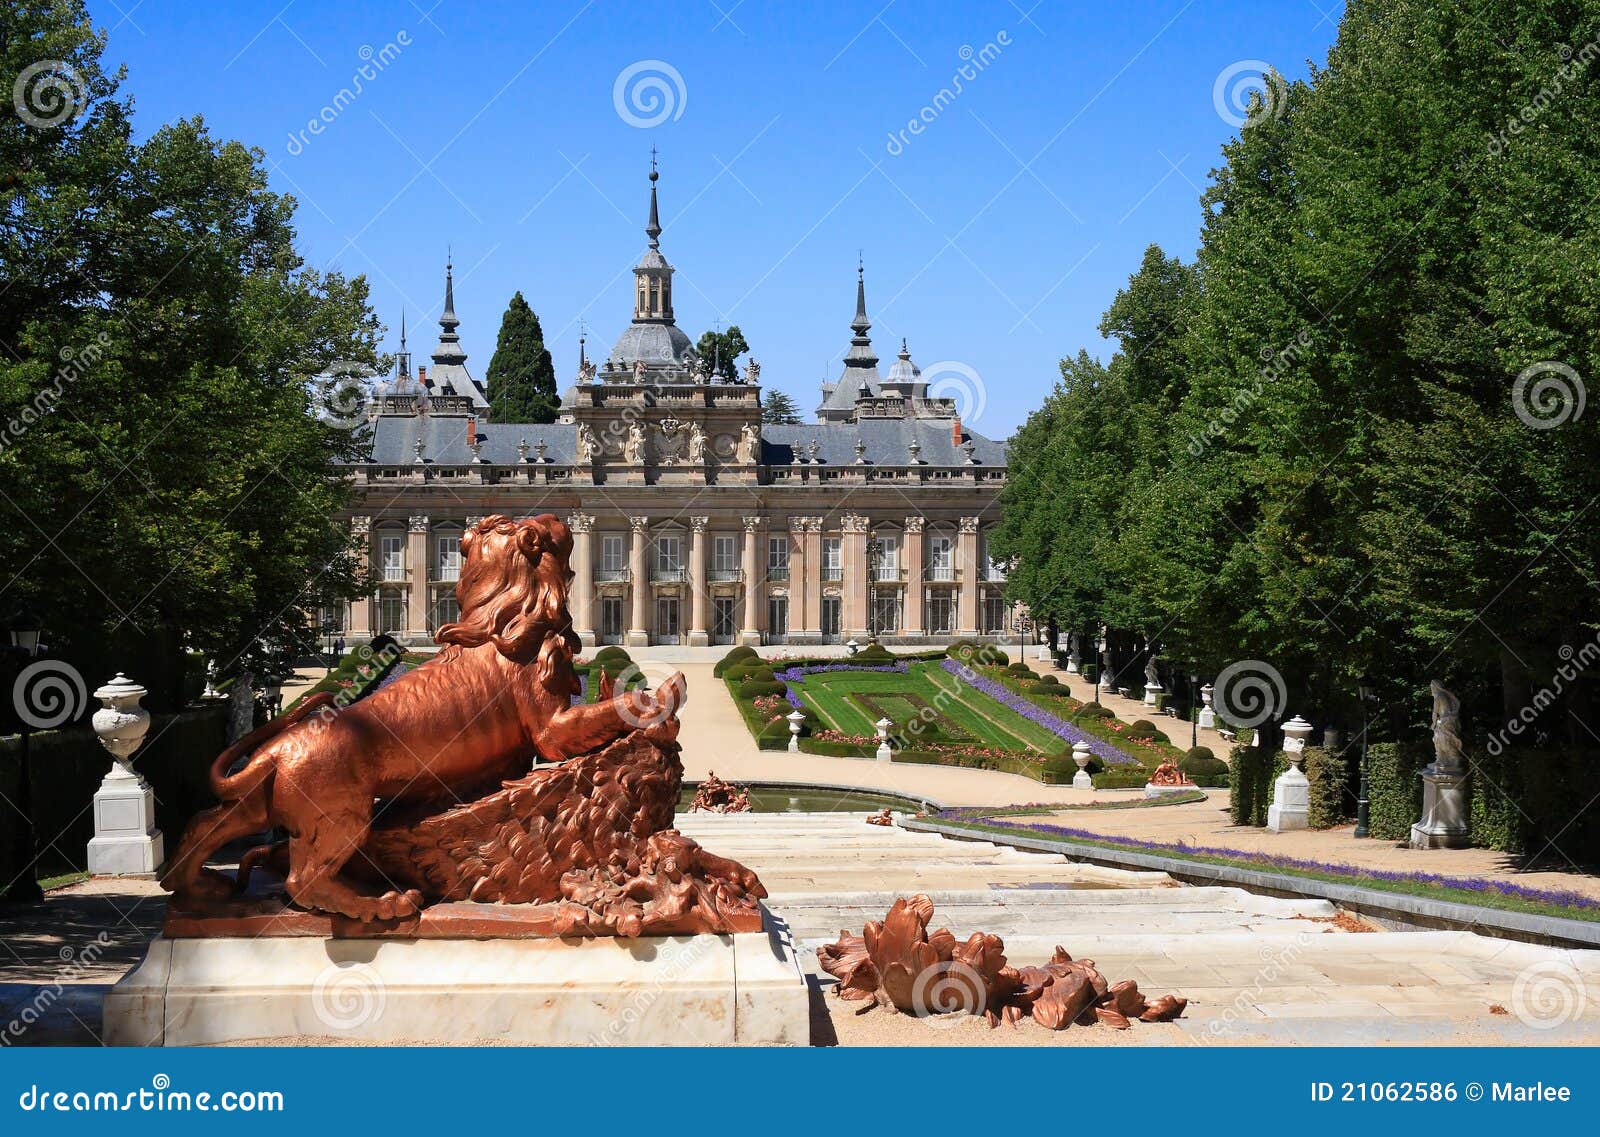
[86,768,164,876]
[104,912,810,1047]
[1197,708,1215,729]
[1410,766,1471,849]
[1267,764,1309,832]
[1143,782,1190,799]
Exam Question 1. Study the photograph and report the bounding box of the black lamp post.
[2,609,46,903]
[1091,629,1102,705]
[866,537,883,642]
[1354,675,1375,838]
[1189,669,1200,749]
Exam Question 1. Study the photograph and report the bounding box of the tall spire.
[395,309,411,387]
[432,255,467,366]
[646,145,662,250]
[846,257,877,368]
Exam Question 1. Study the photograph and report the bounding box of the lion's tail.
[209,693,338,800]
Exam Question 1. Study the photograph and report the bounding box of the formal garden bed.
[719,641,1206,787]
[922,813,1600,925]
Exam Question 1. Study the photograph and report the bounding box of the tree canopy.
[694,325,748,380]
[1,1,381,706]
[485,291,558,423]
[762,389,804,424]
[992,0,1600,772]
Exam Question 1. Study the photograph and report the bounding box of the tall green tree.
[762,389,803,424]
[1,1,380,706]
[484,291,558,423]
[694,325,748,380]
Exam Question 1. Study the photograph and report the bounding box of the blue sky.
[89,0,1344,437]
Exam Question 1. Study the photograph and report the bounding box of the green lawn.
[790,661,1068,754]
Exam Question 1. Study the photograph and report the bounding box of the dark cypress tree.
[486,292,558,423]
[762,389,804,424]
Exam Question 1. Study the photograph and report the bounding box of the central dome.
[608,322,696,373]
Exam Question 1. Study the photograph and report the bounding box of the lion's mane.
[435,514,580,690]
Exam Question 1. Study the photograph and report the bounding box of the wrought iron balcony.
[594,566,631,583]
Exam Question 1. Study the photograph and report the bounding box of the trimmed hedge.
[713,646,758,677]
[736,678,787,698]
[591,645,631,665]
[1365,741,1427,841]
[1229,745,1346,828]
[1179,746,1229,788]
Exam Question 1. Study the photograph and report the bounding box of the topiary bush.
[736,675,783,698]
[1300,746,1349,829]
[591,645,631,666]
[1179,746,1228,782]
[853,642,895,663]
[1125,719,1165,742]
[713,646,759,677]
[721,659,773,682]
[1037,673,1061,686]
[1076,702,1115,720]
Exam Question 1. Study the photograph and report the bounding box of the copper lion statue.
[162,514,765,936]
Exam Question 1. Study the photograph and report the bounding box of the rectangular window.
[766,596,788,642]
[821,595,841,639]
[871,535,899,581]
[982,595,1008,634]
[655,535,682,578]
[431,590,460,630]
[870,594,901,635]
[711,535,739,580]
[926,594,955,635]
[600,535,626,578]
[380,535,405,581]
[437,536,461,581]
[767,535,789,580]
[821,538,842,580]
[600,597,626,644]
[712,597,738,644]
[377,592,405,634]
[928,535,954,580]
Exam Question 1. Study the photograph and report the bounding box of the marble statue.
[575,424,598,463]
[624,421,647,465]
[735,422,759,465]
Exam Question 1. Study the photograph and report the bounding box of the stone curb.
[902,817,1600,950]
[681,779,949,812]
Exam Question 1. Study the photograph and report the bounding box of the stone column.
[739,515,762,646]
[841,514,869,639]
[407,515,430,642]
[348,516,372,638]
[956,516,980,636]
[788,518,808,638]
[568,512,596,646]
[902,516,925,637]
[801,518,823,637]
[688,516,710,646]
[627,516,650,646]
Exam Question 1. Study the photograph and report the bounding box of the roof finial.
[399,309,407,352]
[646,150,662,249]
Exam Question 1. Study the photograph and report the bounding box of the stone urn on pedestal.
[87,673,165,876]
[1267,715,1314,833]
[1197,683,1216,729]
[874,717,893,763]
[1070,740,1094,790]
[786,708,806,753]
[1410,681,1471,849]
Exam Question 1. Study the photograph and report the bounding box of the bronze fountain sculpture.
[161,514,766,938]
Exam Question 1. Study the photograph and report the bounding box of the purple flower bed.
[940,660,1139,767]
[772,661,908,713]
[944,814,1600,913]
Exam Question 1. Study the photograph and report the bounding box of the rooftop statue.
[162,514,765,937]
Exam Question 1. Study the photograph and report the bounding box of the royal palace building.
[337,166,1011,647]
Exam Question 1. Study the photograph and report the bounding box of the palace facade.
[338,166,1010,647]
